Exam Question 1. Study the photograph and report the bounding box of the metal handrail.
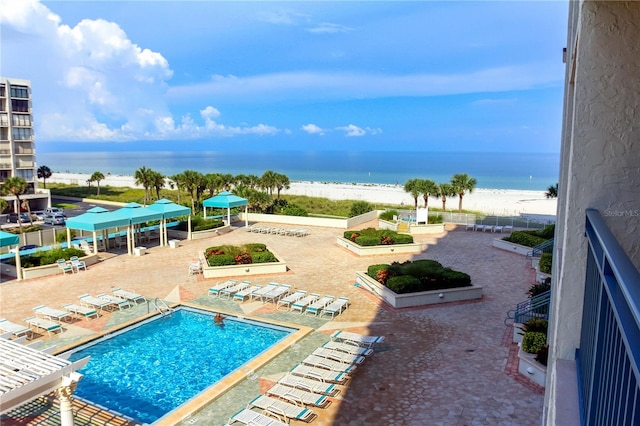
[504,290,551,325]
[147,297,174,316]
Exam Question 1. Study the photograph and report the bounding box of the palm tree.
[403,178,421,209]
[220,174,235,191]
[181,170,204,212]
[432,183,456,212]
[417,179,437,208]
[274,173,290,201]
[90,171,105,195]
[1,176,28,230]
[134,166,154,205]
[545,183,559,199]
[260,170,278,196]
[150,171,165,200]
[169,173,185,204]
[450,173,477,212]
[37,165,52,188]
[0,198,8,215]
[204,173,224,197]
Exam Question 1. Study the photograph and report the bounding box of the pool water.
[66,308,292,424]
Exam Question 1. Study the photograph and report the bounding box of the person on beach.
[214,312,225,325]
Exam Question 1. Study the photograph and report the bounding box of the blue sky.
[1,0,568,152]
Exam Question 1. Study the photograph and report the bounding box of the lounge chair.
[277,373,341,397]
[115,234,127,248]
[0,318,31,338]
[262,284,291,303]
[289,364,349,385]
[301,354,357,374]
[62,303,99,320]
[96,293,132,310]
[291,293,320,314]
[79,294,117,312]
[504,225,514,233]
[494,225,504,233]
[296,229,309,237]
[219,281,251,299]
[330,330,385,348]
[249,283,279,302]
[233,284,262,302]
[320,297,350,319]
[112,288,146,304]
[247,395,316,423]
[321,340,373,357]
[24,316,63,337]
[227,408,288,426]
[208,280,238,297]
[311,347,365,365]
[69,256,86,272]
[79,239,94,253]
[475,224,485,231]
[188,259,203,276]
[33,305,72,323]
[466,223,475,231]
[276,290,307,311]
[265,383,331,408]
[57,259,73,275]
[304,295,334,316]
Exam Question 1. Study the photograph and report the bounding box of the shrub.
[503,231,547,247]
[386,275,422,294]
[379,210,398,221]
[439,268,472,287]
[281,204,308,217]
[244,243,267,252]
[350,201,373,217]
[56,229,76,243]
[394,234,414,244]
[535,345,549,366]
[367,264,389,278]
[252,251,278,263]
[207,254,235,266]
[204,243,276,266]
[344,228,413,245]
[535,224,556,240]
[522,331,547,354]
[234,252,252,264]
[539,253,552,274]
[521,318,548,334]
[527,280,551,297]
[380,235,394,245]
[17,247,87,268]
[355,235,381,246]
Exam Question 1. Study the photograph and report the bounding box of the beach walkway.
[0,222,543,425]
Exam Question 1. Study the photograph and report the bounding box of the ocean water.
[38,150,559,191]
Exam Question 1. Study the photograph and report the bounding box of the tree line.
[403,173,477,212]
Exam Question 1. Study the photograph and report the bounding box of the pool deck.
[0,221,544,425]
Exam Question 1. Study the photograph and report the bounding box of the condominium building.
[0,76,50,214]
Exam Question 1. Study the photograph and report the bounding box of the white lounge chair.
[79,294,114,312]
[112,288,147,304]
[311,347,365,365]
[96,293,132,310]
[291,293,320,314]
[276,290,307,311]
[301,354,357,374]
[466,223,475,231]
[321,340,373,357]
[320,297,350,319]
[249,283,279,302]
[247,395,316,423]
[227,408,288,426]
[289,364,349,385]
[208,280,238,297]
[24,316,63,337]
[277,373,341,397]
[219,281,251,299]
[262,284,291,303]
[33,305,72,323]
[0,318,31,338]
[57,259,73,275]
[233,285,262,302]
[62,303,99,320]
[114,234,127,248]
[330,330,385,348]
[188,259,203,276]
[69,256,86,272]
[475,224,485,231]
[265,383,331,408]
[304,295,334,316]
[494,225,504,233]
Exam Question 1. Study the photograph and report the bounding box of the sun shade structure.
[0,230,21,280]
[202,191,249,227]
[0,337,89,425]
[146,198,192,245]
[111,203,164,255]
[64,207,130,255]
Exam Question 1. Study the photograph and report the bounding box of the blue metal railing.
[527,238,554,258]
[576,209,640,425]
[504,290,551,326]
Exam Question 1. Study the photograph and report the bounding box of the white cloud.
[200,106,221,120]
[335,125,382,137]
[307,22,354,34]
[301,124,325,135]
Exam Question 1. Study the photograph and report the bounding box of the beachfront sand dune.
[48,173,557,216]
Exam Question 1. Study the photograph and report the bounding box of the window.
[11,99,29,113]
[0,113,8,126]
[12,127,32,140]
[12,114,31,127]
[0,85,5,97]
[16,169,34,180]
[10,86,28,98]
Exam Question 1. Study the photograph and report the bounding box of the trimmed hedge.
[252,251,278,263]
[208,253,236,266]
[368,259,471,294]
[13,247,88,268]
[355,235,381,246]
[522,331,547,354]
[502,231,547,248]
[175,216,224,232]
[205,243,277,266]
[539,253,552,274]
[386,275,422,294]
[344,227,413,246]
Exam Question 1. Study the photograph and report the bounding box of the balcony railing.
[577,209,640,425]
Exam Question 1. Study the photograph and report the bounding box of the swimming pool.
[64,307,294,424]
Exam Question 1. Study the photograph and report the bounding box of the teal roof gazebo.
[147,198,192,244]
[0,230,21,281]
[202,191,248,228]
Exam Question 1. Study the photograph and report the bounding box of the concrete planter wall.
[355,271,483,309]
[406,223,446,235]
[518,346,547,387]
[4,254,101,280]
[202,248,287,279]
[168,225,232,241]
[336,237,427,256]
[492,238,532,256]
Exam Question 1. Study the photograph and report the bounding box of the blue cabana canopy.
[0,230,19,247]
[65,207,130,232]
[147,198,192,246]
[203,191,248,208]
[112,202,163,224]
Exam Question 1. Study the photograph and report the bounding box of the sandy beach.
[47,172,557,217]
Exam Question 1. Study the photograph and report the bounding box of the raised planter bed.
[377,219,445,235]
[355,271,483,308]
[518,346,547,387]
[492,238,533,256]
[4,254,101,280]
[202,248,287,279]
[336,237,428,256]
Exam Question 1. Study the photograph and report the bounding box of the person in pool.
[214,312,225,325]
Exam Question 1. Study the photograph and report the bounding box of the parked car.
[9,244,40,254]
[44,213,66,225]
[7,212,31,223]
[32,210,46,221]
[45,207,66,217]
